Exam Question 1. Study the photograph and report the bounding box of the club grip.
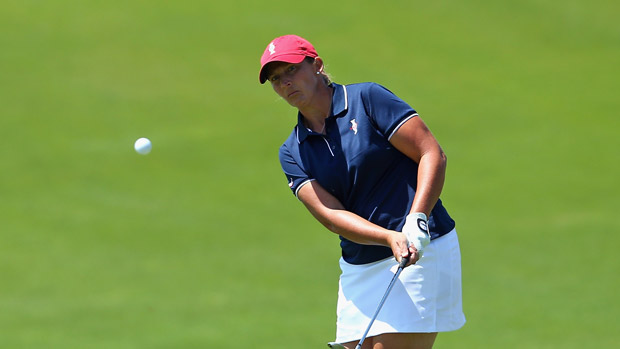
[399,256,410,268]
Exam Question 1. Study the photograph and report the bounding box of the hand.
[402,212,431,258]
[387,232,418,267]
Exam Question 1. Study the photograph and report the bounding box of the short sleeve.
[279,143,314,198]
[363,83,418,140]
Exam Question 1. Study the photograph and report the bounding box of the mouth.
[287,90,299,98]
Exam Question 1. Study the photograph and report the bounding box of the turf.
[1,0,618,348]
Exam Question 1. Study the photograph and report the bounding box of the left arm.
[389,115,447,217]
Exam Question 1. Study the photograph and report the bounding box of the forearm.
[410,149,447,217]
[304,203,395,246]
[297,179,416,265]
[297,181,396,246]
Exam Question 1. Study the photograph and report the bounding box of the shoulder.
[342,82,395,102]
[342,82,386,94]
[279,126,299,156]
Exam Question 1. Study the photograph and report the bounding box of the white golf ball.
[134,137,152,155]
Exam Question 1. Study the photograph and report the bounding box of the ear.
[313,57,325,73]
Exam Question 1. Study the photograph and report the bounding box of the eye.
[269,75,279,82]
[287,65,297,73]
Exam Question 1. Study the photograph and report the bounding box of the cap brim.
[259,54,307,84]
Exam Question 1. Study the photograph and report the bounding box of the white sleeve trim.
[294,179,315,199]
[387,113,419,141]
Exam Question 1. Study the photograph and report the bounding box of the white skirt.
[335,229,465,344]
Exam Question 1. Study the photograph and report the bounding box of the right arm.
[297,181,418,265]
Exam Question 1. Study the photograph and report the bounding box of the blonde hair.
[304,57,332,85]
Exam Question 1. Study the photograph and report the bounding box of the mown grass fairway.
[1,1,618,348]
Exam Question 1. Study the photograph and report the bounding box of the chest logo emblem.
[288,178,294,188]
[350,119,358,135]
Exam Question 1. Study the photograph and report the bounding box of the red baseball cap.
[259,35,318,84]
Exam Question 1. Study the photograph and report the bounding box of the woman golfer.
[259,35,465,349]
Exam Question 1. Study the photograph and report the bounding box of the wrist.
[406,212,427,222]
[405,212,428,233]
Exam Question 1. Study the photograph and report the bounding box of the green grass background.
[1,0,618,348]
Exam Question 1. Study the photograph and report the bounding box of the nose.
[280,74,293,86]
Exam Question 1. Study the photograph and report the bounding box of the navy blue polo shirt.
[279,82,455,265]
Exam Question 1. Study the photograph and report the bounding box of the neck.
[299,84,333,133]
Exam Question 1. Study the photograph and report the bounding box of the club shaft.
[355,258,407,349]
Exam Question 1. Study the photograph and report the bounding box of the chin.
[286,97,305,108]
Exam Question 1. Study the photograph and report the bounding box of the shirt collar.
[330,83,348,117]
[295,83,348,143]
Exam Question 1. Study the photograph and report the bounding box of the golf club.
[327,256,409,349]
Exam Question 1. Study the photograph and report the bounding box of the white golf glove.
[402,212,431,257]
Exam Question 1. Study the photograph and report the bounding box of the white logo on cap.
[269,42,276,55]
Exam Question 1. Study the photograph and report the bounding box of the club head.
[327,342,346,348]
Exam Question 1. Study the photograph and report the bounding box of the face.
[266,58,323,109]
